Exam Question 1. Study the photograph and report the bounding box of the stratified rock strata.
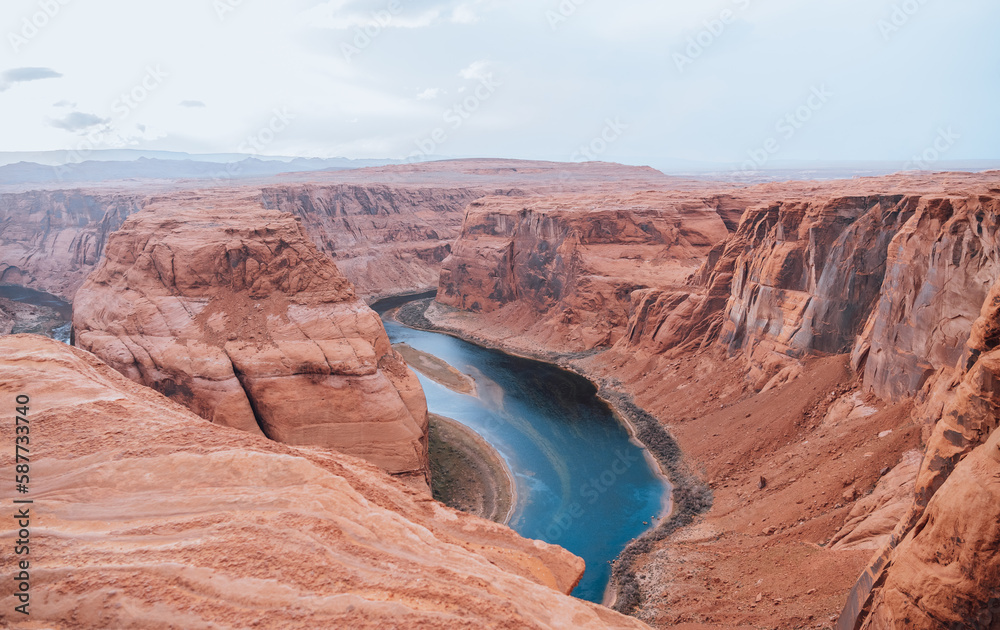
[73,202,430,487]
[437,191,738,351]
[0,335,649,630]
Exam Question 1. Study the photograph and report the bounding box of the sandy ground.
[428,413,515,524]
[393,342,478,396]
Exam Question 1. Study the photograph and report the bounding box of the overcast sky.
[1,0,997,170]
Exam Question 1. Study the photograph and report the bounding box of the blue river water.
[374,296,669,603]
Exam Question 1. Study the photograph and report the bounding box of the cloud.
[49,111,111,132]
[0,67,62,92]
[458,60,491,81]
[416,88,441,100]
[180,100,206,108]
[53,100,76,108]
[303,1,443,29]
[450,4,480,24]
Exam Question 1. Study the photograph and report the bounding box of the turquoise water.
[374,296,669,603]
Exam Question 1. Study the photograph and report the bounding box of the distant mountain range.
[0,149,996,187]
[0,151,406,185]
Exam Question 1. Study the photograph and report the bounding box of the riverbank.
[394,298,704,613]
[428,413,516,525]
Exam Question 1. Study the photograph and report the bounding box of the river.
[373,294,670,603]
[0,284,73,343]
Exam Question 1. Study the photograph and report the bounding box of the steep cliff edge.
[0,334,649,630]
[73,198,430,488]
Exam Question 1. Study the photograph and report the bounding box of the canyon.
[424,169,1000,628]
[0,160,679,303]
[0,161,998,628]
[0,334,647,629]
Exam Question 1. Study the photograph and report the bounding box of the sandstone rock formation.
[436,191,739,351]
[260,183,485,299]
[0,334,649,630]
[842,209,1000,629]
[853,193,1000,401]
[73,201,431,488]
[0,189,146,298]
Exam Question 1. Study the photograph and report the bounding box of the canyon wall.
[0,189,147,299]
[841,189,1000,629]
[73,200,431,488]
[0,160,678,304]
[0,334,649,630]
[259,183,487,299]
[436,191,738,351]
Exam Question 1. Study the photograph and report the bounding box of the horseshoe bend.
[1,161,999,629]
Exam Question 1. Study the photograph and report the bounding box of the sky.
[1,0,998,171]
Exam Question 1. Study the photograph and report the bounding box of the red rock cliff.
[0,189,146,299]
[73,197,430,488]
[436,191,738,351]
[260,183,487,299]
[425,171,1000,628]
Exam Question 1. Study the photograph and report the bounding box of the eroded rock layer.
[260,184,486,299]
[73,199,430,486]
[436,191,740,351]
[0,189,146,298]
[0,335,649,630]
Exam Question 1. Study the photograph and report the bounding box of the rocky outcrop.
[73,201,430,487]
[706,195,916,389]
[436,191,736,351]
[844,271,1000,629]
[0,334,649,630]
